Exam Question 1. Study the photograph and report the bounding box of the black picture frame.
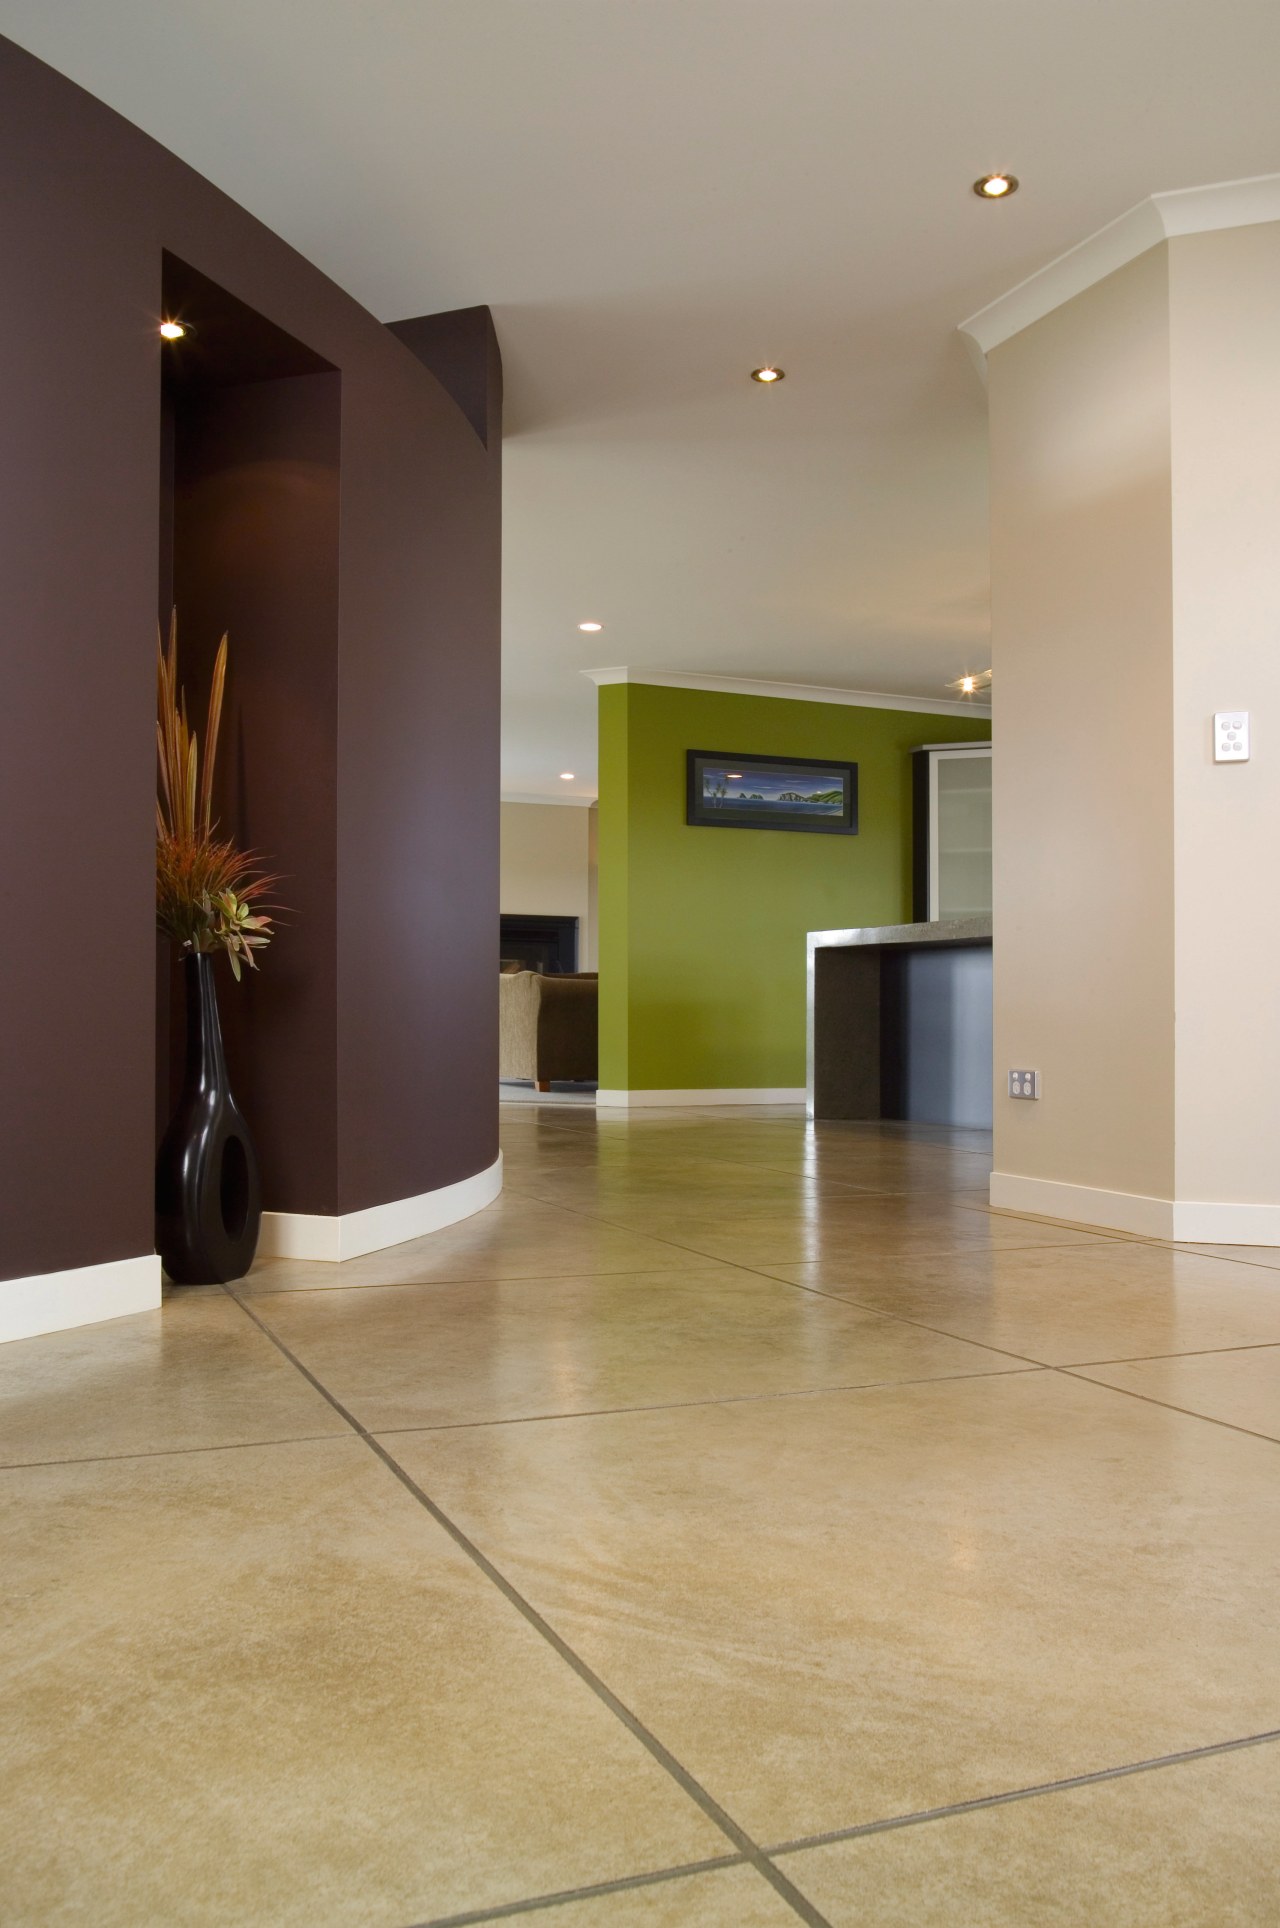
[686,749,858,834]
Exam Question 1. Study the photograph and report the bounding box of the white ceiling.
[6,0,1279,797]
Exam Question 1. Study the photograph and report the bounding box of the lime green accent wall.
[598,683,991,1092]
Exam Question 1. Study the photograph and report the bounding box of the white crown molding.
[1,1253,161,1346]
[960,172,1280,362]
[501,791,597,807]
[258,1154,503,1263]
[583,667,991,721]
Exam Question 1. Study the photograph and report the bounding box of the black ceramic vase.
[156,952,262,1284]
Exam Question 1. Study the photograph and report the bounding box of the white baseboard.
[990,1171,1280,1246]
[1167,1199,1280,1245]
[595,1088,807,1108]
[258,1153,503,1262]
[0,1253,162,1347]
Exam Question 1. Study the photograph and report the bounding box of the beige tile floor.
[4,1104,1280,1925]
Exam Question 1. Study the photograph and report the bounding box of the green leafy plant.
[156,615,278,980]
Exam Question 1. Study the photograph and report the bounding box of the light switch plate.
[1215,712,1250,761]
[1008,1070,1040,1100]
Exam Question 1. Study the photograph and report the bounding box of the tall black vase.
[156,952,262,1284]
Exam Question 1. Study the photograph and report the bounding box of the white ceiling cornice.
[582,668,991,720]
[959,171,1280,362]
[500,791,597,807]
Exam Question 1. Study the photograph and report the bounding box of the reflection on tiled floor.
[5,1106,1280,1925]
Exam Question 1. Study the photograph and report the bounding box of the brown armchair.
[499,971,598,1089]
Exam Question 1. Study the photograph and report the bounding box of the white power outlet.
[1214,712,1250,762]
[1008,1070,1040,1100]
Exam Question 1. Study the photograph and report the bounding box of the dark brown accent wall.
[389,307,503,450]
[0,36,500,1282]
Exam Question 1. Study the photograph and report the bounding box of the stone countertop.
[808,915,992,953]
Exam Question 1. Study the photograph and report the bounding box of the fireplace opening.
[500,915,579,974]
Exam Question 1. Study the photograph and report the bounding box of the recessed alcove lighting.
[973,173,1018,199]
[578,621,603,632]
[159,320,191,340]
[750,366,784,383]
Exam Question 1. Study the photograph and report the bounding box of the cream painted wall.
[500,801,597,969]
[1169,222,1280,1203]
[989,244,1177,1202]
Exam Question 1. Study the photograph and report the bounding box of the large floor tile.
[1077,1345,1280,1439]
[249,1267,1023,1432]
[709,1144,995,1189]
[511,1864,801,1926]
[559,1192,1004,1234]
[781,1740,1280,1925]
[505,1165,857,1214]
[242,1195,694,1294]
[0,1290,345,1466]
[641,1203,1107,1267]
[388,1371,1280,1843]
[0,1437,723,1927]
[763,1238,1280,1364]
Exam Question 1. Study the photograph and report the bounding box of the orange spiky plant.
[156,613,277,980]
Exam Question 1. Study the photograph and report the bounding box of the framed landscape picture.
[686,749,858,835]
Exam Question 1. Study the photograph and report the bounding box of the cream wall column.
[963,179,1280,1242]
[1169,223,1280,1231]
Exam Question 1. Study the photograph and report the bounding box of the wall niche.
[158,254,342,1216]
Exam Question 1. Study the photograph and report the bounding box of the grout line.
[730,1263,1280,1452]
[1059,1339,1280,1368]
[219,1283,834,1928]
[765,1725,1280,1857]
[1052,1366,1280,1449]
[705,1266,1053,1374]
[371,1363,1045,1439]
[238,1259,733,1299]
[400,1852,747,1927]
[0,1429,349,1474]
[1176,1251,1280,1275]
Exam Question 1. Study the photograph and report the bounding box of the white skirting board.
[258,1153,504,1262]
[595,1088,807,1108]
[0,1253,163,1347]
[990,1171,1280,1246]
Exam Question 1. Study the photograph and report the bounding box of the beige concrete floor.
[5,1104,1280,1925]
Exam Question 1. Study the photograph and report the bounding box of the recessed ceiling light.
[578,621,603,632]
[973,173,1018,200]
[159,320,190,340]
[560,772,575,781]
[751,366,784,383]
[959,676,976,694]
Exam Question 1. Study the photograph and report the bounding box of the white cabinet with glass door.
[911,744,992,920]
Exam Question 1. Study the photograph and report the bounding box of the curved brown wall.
[0,36,500,1279]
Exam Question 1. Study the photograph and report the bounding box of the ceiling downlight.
[973,173,1018,199]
